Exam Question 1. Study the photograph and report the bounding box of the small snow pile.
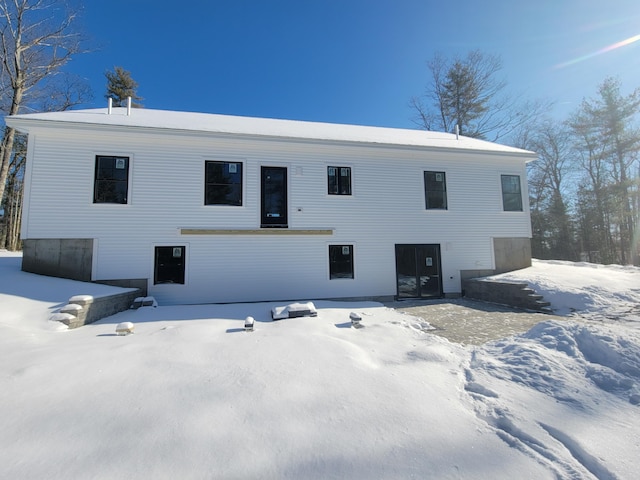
[244,316,255,331]
[131,296,158,308]
[115,322,135,335]
[474,320,640,405]
[69,294,94,303]
[271,301,317,320]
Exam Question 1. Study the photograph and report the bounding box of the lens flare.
[555,34,640,69]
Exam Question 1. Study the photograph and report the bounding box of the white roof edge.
[5,107,537,157]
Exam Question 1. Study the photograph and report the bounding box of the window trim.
[204,160,244,206]
[328,244,355,280]
[423,170,448,210]
[327,165,352,196]
[93,154,131,205]
[501,174,523,212]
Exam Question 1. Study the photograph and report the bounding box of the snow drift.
[1,253,639,479]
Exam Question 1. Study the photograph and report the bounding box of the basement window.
[154,246,185,284]
[329,245,354,279]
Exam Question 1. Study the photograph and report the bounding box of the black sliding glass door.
[395,244,442,298]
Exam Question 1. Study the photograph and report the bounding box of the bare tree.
[1,130,24,249]
[0,0,88,219]
[411,50,550,141]
[524,120,577,259]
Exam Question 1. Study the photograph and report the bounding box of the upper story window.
[94,155,129,204]
[205,161,243,206]
[424,171,447,209]
[501,174,523,211]
[328,166,352,195]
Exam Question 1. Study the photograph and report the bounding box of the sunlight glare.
[555,34,640,69]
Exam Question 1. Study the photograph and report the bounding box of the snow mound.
[476,321,640,405]
[490,259,640,320]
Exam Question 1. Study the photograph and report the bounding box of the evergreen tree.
[569,78,640,264]
[105,66,143,107]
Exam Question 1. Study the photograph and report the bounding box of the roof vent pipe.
[107,97,112,115]
[126,96,132,116]
[455,124,459,140]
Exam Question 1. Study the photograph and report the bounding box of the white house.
[6,107,535,305]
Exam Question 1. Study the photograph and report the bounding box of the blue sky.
[66,0,640,129]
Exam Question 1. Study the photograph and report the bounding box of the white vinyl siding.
[19,124,531,304]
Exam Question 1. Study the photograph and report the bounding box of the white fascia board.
[5,110,538,160]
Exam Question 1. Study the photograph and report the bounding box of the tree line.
[0,1,638,266]
[525,79,639,265]
[412,51,639,266]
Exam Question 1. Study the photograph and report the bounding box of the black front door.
[261,166,287,227]
[395,244,442,298]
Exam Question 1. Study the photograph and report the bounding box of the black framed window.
[424,171,447,209]
[329,245,354,279]
[501,175,523,211]
[205,161,243,206]
[94,156,129,204]
[328,166,352,195]
[154,246,185,285]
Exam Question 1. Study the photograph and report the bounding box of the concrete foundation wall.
[22,238,93,281]
[460,269,496,281]
[96,279,148,296]
[493,237,531,273]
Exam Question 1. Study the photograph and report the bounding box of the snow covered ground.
[1,252,639,479]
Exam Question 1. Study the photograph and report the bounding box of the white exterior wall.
[21,125,531,304]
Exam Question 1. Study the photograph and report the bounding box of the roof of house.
[6,107,536,157]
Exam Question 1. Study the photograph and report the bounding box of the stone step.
[59,303,84,317]
[49,289,142,329]
[49,312,77,327]
[463,278,554,313]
